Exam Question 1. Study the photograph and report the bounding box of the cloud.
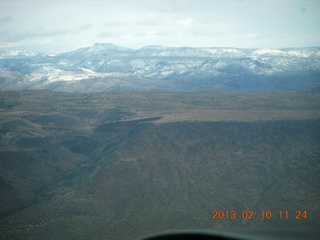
[159,0,194,14]
[1,28,71,42]
[103,21,125,27]
[185,23,224,38]
[0,0,318,53]
[146,30,158,38]
[136,14,166,26]
[176,18,193,26]
[97,31,120,38]
[300,7,306,12]
[247,33,257,38]
[79,23,93,31]
[0,16,12,24]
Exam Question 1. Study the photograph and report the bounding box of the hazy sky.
[0,0,319,53]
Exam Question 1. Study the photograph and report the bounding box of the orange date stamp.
[212,210,307,220]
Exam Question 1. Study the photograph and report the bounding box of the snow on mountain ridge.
[0,43,319,92]
[29,66,129,84]
[253,48,285,55]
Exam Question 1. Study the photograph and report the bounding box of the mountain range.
[1,44,320,239]
[0,43,320,92]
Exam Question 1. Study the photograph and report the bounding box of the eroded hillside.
[0,90,319,240]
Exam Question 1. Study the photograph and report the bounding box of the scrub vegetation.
[0,90,319,240]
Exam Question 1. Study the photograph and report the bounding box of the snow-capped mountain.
[0,43,319,92]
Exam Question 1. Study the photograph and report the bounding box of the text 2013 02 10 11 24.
[212,210,307,220]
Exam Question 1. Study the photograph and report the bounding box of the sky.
[0,0,319,54]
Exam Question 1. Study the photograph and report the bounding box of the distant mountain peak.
[92,42,131,51]
[139,45,170,51]
[70,43,132,55]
